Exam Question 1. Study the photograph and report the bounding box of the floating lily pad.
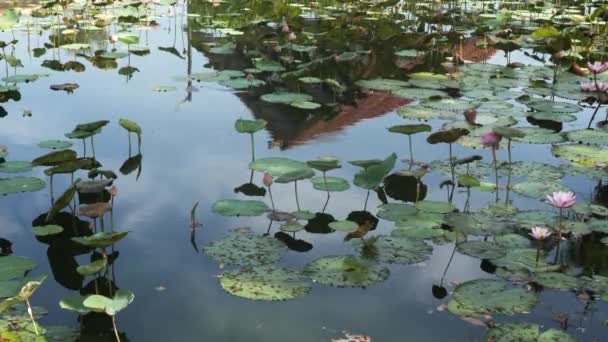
[420,97,472,112]
[573,203,608,217]
[250,158,310,177]
[291,210,315,220]
[279,221,304,233]
[390,226,445,240]
[37,140,73,149]
[552,144,608,167]
[457,241,507,260]
[377,203,417,221]
[415,200,455,214]
[220,266,310,301]
[235,119,267,134]
[0,177,45,195]
[396,211,444,230]
[0,161,32,173]
[355,78,409,91]
[32,225,63,236]
[212,199,269,217]
[534,272,579,290]
[565,129,608,145]
[512,180,570,199]
[397,105,443,120]
[492,248,561,274]
[527,100,582,113]
[303,255,390,287]
[76,259,107,276]
[487,323,575,342]
[448,279,538,317]
[204,234,285,267]
[513,128,565,144]
[260,92,313,105]
[353,236,432,264]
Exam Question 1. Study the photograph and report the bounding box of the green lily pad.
[220,266,310,301]
[388,124,432,135]
[552,144,608,167]
[0,177,46,195]
[306,156,341,172]
[274,168,315,183]
[119,118,142,135]
[486,323,576,342]
[260,92,313,105]
[534,272,579,290]
[291,210,316,220]
[31,150,77,166]
[573,203,608,217]
[72,231,128,248]
[235,119,267,134]
[204,234,285,267]
[392,87,448,100]
[420,97,472,112]
[396,211,445,230]
[303,255,390,287]
[212,199,269,217]
[311,176,349,192]
[82,289,134,316]
[527,100,582,113]
[353,153,396,189]
[415,200,455,214]
[513,128,565,144]
[512,180,570,199]
[254,59,285,72]
[448,279,538,317]
[328,220,359,232]
[565,129,608,145]
[37,140,73,149]
[377,203,417,221]
[390,226,445,240]
[457,241,507,259]
[76,259,107,276]
[0,256,36,281]
[397,105,443,120]
[32,225,63,236]
[0,161,32,173]
[290,100,321,110]
[353,236,432,264]
[250,158,310,178]
[279,221,304,233]
[492,248,561,274]
[529,111,577,123]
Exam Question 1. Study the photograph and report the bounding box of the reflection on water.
[1,0,608,341]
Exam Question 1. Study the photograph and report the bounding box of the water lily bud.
[109,34,118,43]
[287,32,296,41]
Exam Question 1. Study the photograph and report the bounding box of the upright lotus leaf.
[32,225,63,236]
[457,241,507,260]
[212,199,269,217]
[458,174,480,187]
[72,231,129,248]
[75,179,113,193]
[59,296,90,314]
[533,272,579,290]
[376,203,417,221]
[0,256,36,281]
[493,126,525,139]
[448,279,538,317]
[117,32,139,45]
[250,158,310,177]
[31,150,77,166]
[76,259,107,276]
[279,221,305,233]
[353,236,432,264]
[426,128,470,144]
[274,168,315,183]
[306,156,341,172]
[203,234,285,266]
[388,124,432,135]
[234,119,267,134]
[83,289,134,316]
[552,144,608,167]
[486,323,575,342]
[0,161,32,173]
[310,176,349,191]
[119,118,142,135]
[74,120,109,133]
[0,274,47,313]
[303,255,390,287]
[0,177,46,195]
[220,266,310,301]
[47,184,77,222]
[348,159,383,169]
[0,10,19,30]
[65,129,100,139]
[44,158,99,176]
[353,153,397,189]
[37,140,73,150]
[415,200,455,214]
[492,248,561,273]
[328,220,359,232]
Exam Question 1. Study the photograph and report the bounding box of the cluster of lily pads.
[1,117,143,341]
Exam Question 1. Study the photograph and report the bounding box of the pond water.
[1,1,608,341]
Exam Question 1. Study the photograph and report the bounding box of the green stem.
[250,133,255,162]
[294,180,300,211]
[112,316,121,342]
[408,135,414,169]
[268,186,275,211]
[26,299,39,335]
[492,147,498,202]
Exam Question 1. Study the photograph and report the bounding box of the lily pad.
[565,129,608,145]
[377,203,417,221]
[486,323,576,342]
[303,255,390,287]
[457,241,507,260]
[279,221,304,233]
[311,176,349,191]
[415,200,455,214]
[328,220,359,232]
[220,266,310,301]
[32,225,63,236]
[527,100,582,113]
[353,236,432,264]
[0,256,36,281]
[235,119,267,134]
[37,140,73,150]
[0,177,45,195]
[0,161,32,173]
[552,144,608,167]
[203,234,285,266]
[72,231,128,248]
[534,272,579,290]
[212,199,269,217]
[448,279,538,317]
[250,158,310,178]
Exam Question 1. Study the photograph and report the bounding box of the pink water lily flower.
[546,191,576,208]
[109,185,118,197]
[480,131,502,147]
[263,173,273,187]
[588,61,608,74]
[580,81,608,92]
[530,226,552,240]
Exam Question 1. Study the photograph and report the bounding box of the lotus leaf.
[203,234,285,266]
[565,129,608,145]
[32,225,63,236]
[0,161,32,173]
[306,156,341,172]
[279,221,304,233]
[0,256,36,281]
[275,168,315,183]
[328,220,358,232]
[527,100,581,113]
[72,231,128,248]
[302,255,390,287]
[234,119,266,134]
[355,78,409,91]
[420,97,472,112]
[353,153,396,189]
[0,177,46,195]
[32,150,77,166]
[311,176,349,191]
[534,272,579,290]
[353,236,432,264]
[387,124,432,135]
[415,200,455,214]
[220,266,310,301]
[376,203,417,221]
[492,248,561,273]
[260,92,312,105]
[83,289,134,316]
[76,259,107,276]
[457,241,507,259]
[119,118,142,135]
[513,128,565,144]
[37,140,73,149]
[250,157,310,177]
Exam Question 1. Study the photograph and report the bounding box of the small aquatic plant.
[481,131,502,200]
[530,226,551,266]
